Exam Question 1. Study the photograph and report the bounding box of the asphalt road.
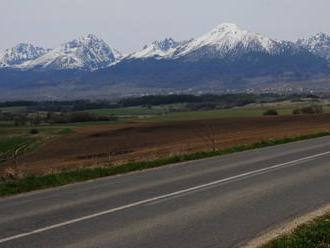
[1,136,330,248]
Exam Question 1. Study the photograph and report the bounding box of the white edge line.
[1,150,330,244]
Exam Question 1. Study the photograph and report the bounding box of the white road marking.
[1,150,330,244]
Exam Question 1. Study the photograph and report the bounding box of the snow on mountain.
[297,33,330,61]
[173,23,280,59]
[25,34,121,70]
[0,43,48,68]
[1,24,328,73]
[128,38,187,59]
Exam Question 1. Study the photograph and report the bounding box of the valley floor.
[3,113,330,177]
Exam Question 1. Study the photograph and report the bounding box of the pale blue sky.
[0,0,329,53]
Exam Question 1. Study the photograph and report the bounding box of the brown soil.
[3,114,330,176]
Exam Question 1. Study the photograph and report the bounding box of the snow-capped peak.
[174,23,278,58]
[62,34,107,51]
[297,33,330,61]
[151,38,181,51]
[128,38,186,59]
[0,43,48,68]
[25,34,121,70]
[297,33,330,48]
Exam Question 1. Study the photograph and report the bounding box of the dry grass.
[1,166,24,180]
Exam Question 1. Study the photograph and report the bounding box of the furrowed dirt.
[2,114,330,177]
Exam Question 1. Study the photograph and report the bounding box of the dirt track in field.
[3,114,330,176]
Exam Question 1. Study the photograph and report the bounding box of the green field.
[86,100,330,123]
[0,137,35,154]
[0,137,36,162]
[1,101,329,139]
[0,124,76,166]
[0,106,27,113]
[2,99,329,127]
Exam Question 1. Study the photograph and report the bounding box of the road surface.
[1,136,330,248]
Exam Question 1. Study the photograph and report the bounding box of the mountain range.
[1,23,330,100]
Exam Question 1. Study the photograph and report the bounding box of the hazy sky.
[0,0,329,53]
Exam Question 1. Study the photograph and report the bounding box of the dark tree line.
[0,111,117,126]
[0,93,322,113]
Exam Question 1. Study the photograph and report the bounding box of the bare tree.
[196,122,219,152]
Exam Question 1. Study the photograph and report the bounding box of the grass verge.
[261,212,330,248]
[1,131,330,197]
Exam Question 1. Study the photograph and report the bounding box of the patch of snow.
[174,23,279,58]
[0,43,48,68]
[24,34,121,70]
[128,38,187,59]
[297,33,330,60]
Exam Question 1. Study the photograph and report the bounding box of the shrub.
[185,103,218,111]
[293,108,301,115]
[302,105,323,114]
[2,167,23,180]
[29,129,39,135]
[263,109,279,116]
[293,105,323,115]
